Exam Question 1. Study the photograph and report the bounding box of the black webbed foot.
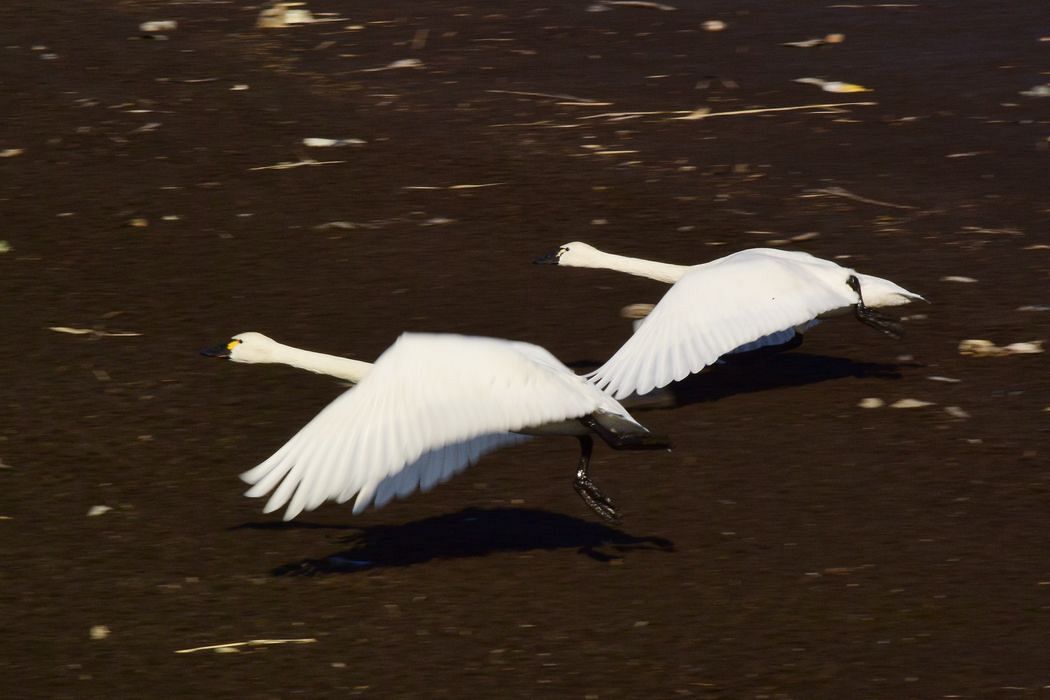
[847,274,905,339]
[572,434,620,522]
[856,307,904,338]
[574,468,620,522]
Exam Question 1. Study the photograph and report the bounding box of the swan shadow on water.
[234,506,675,576]
[572,351,911,411]
[667,351,909,408]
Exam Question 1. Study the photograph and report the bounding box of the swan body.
[537,242,925,399]
[202,332,668,521]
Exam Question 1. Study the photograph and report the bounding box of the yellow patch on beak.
[226,340,242,350]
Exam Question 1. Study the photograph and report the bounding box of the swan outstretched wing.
[588,252,856,398]
[241,333,611,520]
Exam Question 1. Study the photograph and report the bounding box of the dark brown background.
[2,0,1049,697]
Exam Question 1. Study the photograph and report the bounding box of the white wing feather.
[241,333,621,520]
[589,251,858,398]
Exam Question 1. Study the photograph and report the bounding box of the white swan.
[536,242,925,399]
[201,331,670,521]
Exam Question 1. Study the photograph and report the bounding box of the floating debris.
[50,326,142,338]
[891,398,935,409]
[672,101,876,122]
[958,339,999,357]
[600,0,677,10]
[175,638,317,654]
[258,3,319,28]
[90,625,111,640]
[928,375,961,383]
[128,217,149,228]
[487,89,604,104]
[940,275,977,283]
[139,20,177,33]
[858,397,884,408]
[0,241,10,254]
[795,77,872,93]
[1017,305,1050,312]
[87,505,112,517]
[0,148,24,158]
[1020,83,1050,98]
[314,221,356,230]
[959,339,1045,357]
[621,303,655,320]
[1003,341,1045,355]
[249,157,346,171]
[804,186,914,209]
[420,216,454,226]
[766,231,822,246]
[302,137,366,147]
[783,33,845,48]
[702,20,726,31]
[945,406,971,419]
[361,58,424,72]
[404,182,505,190]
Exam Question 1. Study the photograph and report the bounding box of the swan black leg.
[572,435,620,522]
[847,274,904,339]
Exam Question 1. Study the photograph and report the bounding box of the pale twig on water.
[404,183,505,190]
[486,89,606,103]
[488,121,582,128]
[249,158,346,171]
[580,102,875,122]
[360,58,423,72]
[49,327,142,338]
[603,0,677,10]
[580,110,683,120]
[175,638,318,654]
[673,101,876,120]
[805,186,916,210]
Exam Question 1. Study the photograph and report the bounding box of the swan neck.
[586,249,687,284]
[271,343,372,383]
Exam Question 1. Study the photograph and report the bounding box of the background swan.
[201,331,670,521]
[536,242,925,399]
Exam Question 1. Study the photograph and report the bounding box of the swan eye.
[226,339,243,350]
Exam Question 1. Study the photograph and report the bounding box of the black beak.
[533,248,561,265]
[200,342,231,359]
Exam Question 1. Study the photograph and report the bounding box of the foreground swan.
[537,242,924,399]
[201,332,670,521]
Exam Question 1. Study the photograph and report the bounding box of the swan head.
[200,332,282,364]
[533,241,602,268]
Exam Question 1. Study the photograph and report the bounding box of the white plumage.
[537,243,925,399]
[205,332,659,520]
